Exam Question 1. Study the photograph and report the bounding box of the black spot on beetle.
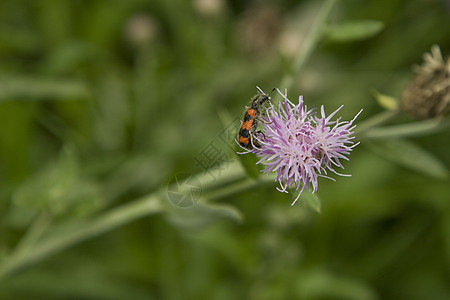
[239,128,250,138]
[244,113,253,122]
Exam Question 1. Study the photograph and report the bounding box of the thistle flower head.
[401,45,450,119]
[239,88,362,205]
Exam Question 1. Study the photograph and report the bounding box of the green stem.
[204,173,277,201]
[0,161,246,280]
[0,194,162,280]
[279,0,337,90]
[13,212,52,255]
[355,109,400,138]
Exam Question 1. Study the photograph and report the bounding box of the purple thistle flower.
[239,88,362,205]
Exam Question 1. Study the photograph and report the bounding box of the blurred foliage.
[0,0,449,299]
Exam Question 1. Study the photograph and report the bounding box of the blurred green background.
[1,0,450,299]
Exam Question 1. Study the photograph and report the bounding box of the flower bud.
[401,45,450,120]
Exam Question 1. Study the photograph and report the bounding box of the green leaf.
[300,191,322,213]
[366,139,449,179]
[362,119,450,139]
[0,76,90,101]
[370,88,399,110]
[326,20,384,42]
[166,200,243,230]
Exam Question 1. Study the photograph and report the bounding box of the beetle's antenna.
[256,86,264,94]
[267,88,276,97]
[256,86,276,97]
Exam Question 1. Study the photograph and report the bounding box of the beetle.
[238,87,275,149]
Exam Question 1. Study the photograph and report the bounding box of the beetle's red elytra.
[238,87,275,149]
